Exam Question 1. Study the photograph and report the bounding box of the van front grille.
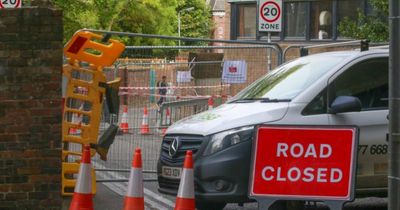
[160,135,205,165]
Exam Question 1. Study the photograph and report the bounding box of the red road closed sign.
[249,126,358,201]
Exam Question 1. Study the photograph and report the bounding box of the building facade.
[226,0,371,42]
[204,0,374,97]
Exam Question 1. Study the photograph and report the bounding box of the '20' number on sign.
[2,0,17,5]
[264,7,278,17]
[260,1,281,23]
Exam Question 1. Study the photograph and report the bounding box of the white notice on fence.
[222,60,247,84]
[177,71,192,83]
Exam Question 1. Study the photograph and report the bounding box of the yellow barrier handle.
[64,31,125,67]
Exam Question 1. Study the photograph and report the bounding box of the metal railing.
[81,30,282,183]
[283,40,389,62]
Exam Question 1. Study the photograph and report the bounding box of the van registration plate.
[162,166,182,179]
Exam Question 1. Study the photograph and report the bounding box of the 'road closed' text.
[261,143,343,183]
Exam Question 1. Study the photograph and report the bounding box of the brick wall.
[210,12,226,53]
[224,2,231,41]
[0,7,63,210]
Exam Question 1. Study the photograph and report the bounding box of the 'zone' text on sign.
[260,23,280,31]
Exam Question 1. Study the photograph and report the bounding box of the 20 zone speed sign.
[259,0,282,32]
[0,0,21,8]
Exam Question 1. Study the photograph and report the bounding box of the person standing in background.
[157,76,168,108]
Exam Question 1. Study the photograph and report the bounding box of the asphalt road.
[77,182,387,210]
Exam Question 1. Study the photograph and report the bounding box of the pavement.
[62,181,388,210]
[62,183,123,210]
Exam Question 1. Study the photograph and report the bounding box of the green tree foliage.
[53,0,212,46]
[338,0,389,42]
[177,0,213,45]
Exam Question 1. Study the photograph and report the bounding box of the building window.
[237,4,257,38]
[230,0,368,41]
[284,2,308,38]
[337,0,364,38]
[310,0,333,40]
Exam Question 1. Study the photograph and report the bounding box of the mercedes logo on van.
[169,137,180,157]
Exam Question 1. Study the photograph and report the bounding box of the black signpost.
[389,0,400,209]
[256,0,282,71]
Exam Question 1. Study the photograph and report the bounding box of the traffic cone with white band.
[174,150,195,210]
[208,97,214,110]
[140,106,150,135]
[69,145,93,210]
[119,105,129,134]
[123,148,145,210]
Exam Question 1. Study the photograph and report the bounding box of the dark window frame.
[231,3,259,40]
[230,0,368,41]
[302,57,389,116]
[327,57,389,112]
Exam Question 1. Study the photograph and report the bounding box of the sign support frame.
[267,32,272,71]
[249,125,359,210]
[254,198,346,210]
[256,198,276,210]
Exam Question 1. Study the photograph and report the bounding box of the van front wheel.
[195,201,227,210]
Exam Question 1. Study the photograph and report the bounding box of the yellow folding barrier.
[61,31,125,196]
[62,64,106,147]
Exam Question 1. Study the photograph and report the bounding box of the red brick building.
[205,0,372,96]
[207,0,226,53]
[220,0,369,42]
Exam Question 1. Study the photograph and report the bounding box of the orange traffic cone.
[119,105,129,134]
[140,106,150,135]
[123,148,145,210]
[174,150,195,210]
[161,108,171,135]
[208,97,214,110]
[69,145,93,210]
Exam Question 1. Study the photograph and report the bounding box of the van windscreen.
[230,55,345,102]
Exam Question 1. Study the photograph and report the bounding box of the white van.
[157,49,389,210]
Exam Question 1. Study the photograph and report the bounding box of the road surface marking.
[92,161,175,208]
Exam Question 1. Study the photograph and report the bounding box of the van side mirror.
[329,96,362,114]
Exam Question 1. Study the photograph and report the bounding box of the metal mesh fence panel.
[68,43,281,182]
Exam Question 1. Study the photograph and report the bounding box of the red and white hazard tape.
[119,84,230,91]
[119,91,231,100]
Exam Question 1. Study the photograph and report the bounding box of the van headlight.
[203,126,254,156]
